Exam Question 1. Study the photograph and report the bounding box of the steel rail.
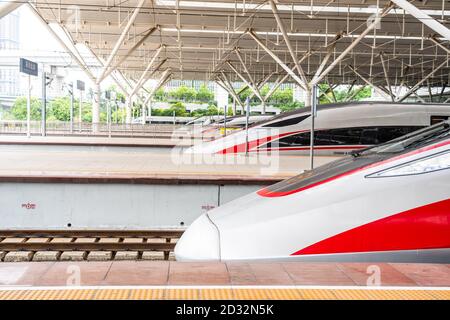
[0,243,175,252]
[0,230,184,238]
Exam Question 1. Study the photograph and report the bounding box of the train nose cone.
[175,214,220,261]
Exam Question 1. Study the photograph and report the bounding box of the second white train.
[186,102,450,155]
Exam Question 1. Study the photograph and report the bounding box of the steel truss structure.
[5,0,450,120]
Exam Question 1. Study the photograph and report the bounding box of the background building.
[0,9,20,101]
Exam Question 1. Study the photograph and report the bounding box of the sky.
[13,5,118,97]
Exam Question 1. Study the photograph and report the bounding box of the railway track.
[0,230,184,262]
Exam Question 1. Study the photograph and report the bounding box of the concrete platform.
[0,261,448,300]
[0,140,339,228]
[0,144,338,184]
[0,135,193,148]
[0,144,339,229]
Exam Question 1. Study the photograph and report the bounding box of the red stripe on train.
[216,130,307,154]
[292,198,450,256]
[254,145,369,152]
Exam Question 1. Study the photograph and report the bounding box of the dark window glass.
[360,128,379,145]
[265,132,310,148]
[431,115,449,125]
[376,127,421,143]
[314,128,363,145]
[262,115,310,128]
[262,155,383,194]
[261,126,424,148]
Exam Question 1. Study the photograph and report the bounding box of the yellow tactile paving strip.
[0,288,448,300]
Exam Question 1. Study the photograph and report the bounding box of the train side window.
[377,126,423,143]
[315,128,363,145]
[264,132,311,148]
[262,126,424,149]
[262,115,310,128]
[431,115,449,125]
[360,128,379,145]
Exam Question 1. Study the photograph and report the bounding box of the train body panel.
[185,102,450,155]
[175,121,450,263]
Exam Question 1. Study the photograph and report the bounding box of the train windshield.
[354,120,450,157]
[260,121,450,196]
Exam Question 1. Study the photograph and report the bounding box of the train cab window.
[431,115,450,125]
[262,115,310,128]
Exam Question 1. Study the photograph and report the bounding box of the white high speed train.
[175,120,450,263]
[186,102,450,155]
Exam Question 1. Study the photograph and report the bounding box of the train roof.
[253,101,450,128]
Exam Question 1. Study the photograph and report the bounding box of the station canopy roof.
[31,0,450,92]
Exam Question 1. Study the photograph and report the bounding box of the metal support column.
[41,70,46,137]
[92,84,101,132]
[141,100,146,125]
[245,97,250,156]
[27,75,31,138]
[126,97,133,124]
[79,90,83,133]
[69,83,74,134]
[310,86,317,170]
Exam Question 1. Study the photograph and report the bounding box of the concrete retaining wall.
[0,183,263,229]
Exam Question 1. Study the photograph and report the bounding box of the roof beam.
[0,1,25,19]
[247,29,306,90]
[96,0,146,84]
[130,45,165,98]
[310,2,394,86]
[143,69,172,106]
[265,73,290,102]
[391,0,450,42]
[28,4,97,83]
[396,58,450,102]
[233,49,265,103]
[348,65,392,99]
[217,72,244,108]
[100,26,159,83]
[379,52,395,101]
[269,0,309,88]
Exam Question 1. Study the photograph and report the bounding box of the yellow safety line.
[0,288,448,300]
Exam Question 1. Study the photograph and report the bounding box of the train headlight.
[366,150,450,178]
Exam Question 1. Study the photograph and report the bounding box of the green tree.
[318,85,372,104]
[106,85,126,103]
[112,108,127,123]
[169,101,188,116]
[206,105,220,116]
[191,109,208,117]
[11,97,42,120]
[196,84,214,102]
[169,85,197,102]
[154,88,166,101]
[49,97,71,121]
[278,101,304,112]
[270,87,293,104]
